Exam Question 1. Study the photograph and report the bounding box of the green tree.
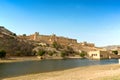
[66,46,74,54]
[23,34,26,36]
[112,50,118,55]
[0,50,6,59]
[37,49,46,56]
[61,51,66,57]
[13,33,16,36]
[52,41,61,50]
[79,51,86,57]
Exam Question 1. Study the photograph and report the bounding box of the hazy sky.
[0,0,120,47]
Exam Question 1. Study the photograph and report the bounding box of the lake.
[0,58,118,79]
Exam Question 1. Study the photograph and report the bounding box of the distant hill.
[102,45,120,50]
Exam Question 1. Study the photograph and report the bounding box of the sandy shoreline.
[2,63,120,80]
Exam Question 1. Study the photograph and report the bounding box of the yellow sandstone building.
[88,50,109,59]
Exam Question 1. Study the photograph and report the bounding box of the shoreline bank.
[0,56,83,63]
[0,57,40,63]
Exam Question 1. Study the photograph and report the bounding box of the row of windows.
[92,54,97,56]
[91,54,103,57]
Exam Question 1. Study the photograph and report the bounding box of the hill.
[0,26,98,58]
[0,26,34,56]
[102,45,120,50]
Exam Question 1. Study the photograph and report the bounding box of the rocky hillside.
[0,26,99,58]
[0,26,16,37]
[0,26,34,56]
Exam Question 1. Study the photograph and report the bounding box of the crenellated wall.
[23,32,77,45]
[79,41,95,47]
[18,32,96,49]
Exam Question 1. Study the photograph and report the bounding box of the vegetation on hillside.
[61,51,66,57]
[79,51,87,57]
[0,34,34,56]
[0,26,96,59]
[37,49,46,56]
[112,50,118,55]
[52,41,62,50]
[0,50,6,59]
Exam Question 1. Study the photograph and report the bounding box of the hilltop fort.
[18,32,95,48]
[0,26,120,59]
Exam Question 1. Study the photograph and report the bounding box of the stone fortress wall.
[23,32,77,45]
[79,41,95,47]
[18,32,95,47]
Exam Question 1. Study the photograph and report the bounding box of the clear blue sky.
[0,0,120,47]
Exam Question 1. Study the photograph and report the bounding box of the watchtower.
[34,32,39,40]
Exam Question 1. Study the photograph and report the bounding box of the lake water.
[0,58,118,79]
